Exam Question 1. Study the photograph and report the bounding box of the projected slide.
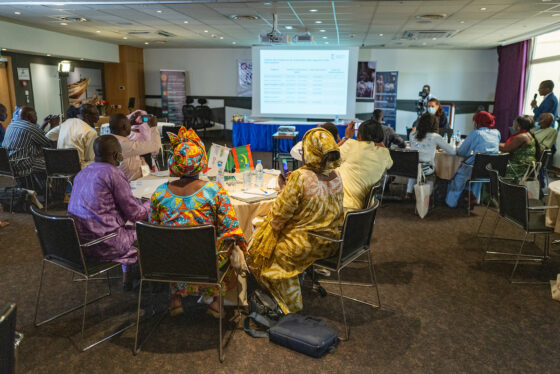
[259,49,350,116]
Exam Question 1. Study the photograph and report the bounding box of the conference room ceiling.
[0,0,559,50]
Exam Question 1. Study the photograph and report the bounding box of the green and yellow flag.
[228,145,254,173]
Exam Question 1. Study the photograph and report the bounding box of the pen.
[259,188,268,194]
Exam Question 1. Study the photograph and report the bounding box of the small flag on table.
[228,145,254,173]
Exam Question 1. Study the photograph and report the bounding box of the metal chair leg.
[467,181,472,216]
[510,232,529,283]
[133,279,144,355]
[483,213,501,262]
[33,260,46,326]
[218,288,224,363]
[367,251,381,308]
[81,278,89,338]
[476,201,491,237]
[9,187,14,213]
[44,177,49,212]
[337,270,349,341]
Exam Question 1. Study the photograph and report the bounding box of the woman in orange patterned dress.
[149,127,247,317]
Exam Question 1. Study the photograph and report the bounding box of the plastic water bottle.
[243,163,252,190]
[443,133,449,143]
[216,162,224,185]
[335,115,339,126]
[456,130,461,145]
[451,132,456,145]
[243,113,248,123]
[255,160,264,188]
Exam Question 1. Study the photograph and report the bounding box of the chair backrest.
[30,205,86,274]
[387,149,419,178]
[195,106,213,128]
[540,149,552,169]
[498,177,528,230]
[438,128,453,140]
[135,222,219,284]
[0,303,16,374]
[486,164,499,205]
[42,148,81,176]
[162,126,181,143]
[339,200,379,265]
[0,148,14,177]
[182,104,197,127]
[363,179,382,209]
[471,153,509,179]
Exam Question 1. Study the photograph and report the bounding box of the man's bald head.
[80,103,99,127]
[94,135,122,166]
[20,106,37,124]
[538,113,554,129]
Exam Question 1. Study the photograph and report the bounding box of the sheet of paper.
[130,179,168,199]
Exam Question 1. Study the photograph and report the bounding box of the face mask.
[427,107,436,115]
[534,122,540,130]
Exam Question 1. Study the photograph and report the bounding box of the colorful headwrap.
[473,111,495,128]
[301,127,341,176]
[167,126,208,177]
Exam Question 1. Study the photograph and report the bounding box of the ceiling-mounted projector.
[259,13,290,44]
[293,33,314,43]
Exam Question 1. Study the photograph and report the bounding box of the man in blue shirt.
[531,80,558,124]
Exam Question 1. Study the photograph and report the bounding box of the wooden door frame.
[1,56,17,121]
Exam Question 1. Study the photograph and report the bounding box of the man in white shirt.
[46,104,99,169]
[109,113,161,181]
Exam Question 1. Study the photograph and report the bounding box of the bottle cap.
[218,162,222,166]
[245,163,249,167]
[257,160,261,164]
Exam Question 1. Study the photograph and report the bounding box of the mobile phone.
[281,159,289,178]
[142,115,150,123]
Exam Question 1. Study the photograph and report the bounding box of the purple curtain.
[493,40,529,140]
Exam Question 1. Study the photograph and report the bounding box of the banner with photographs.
[374,71,399,130]
[160,70,186,124]
[66,67,104,105]
[356,61,377,99]
[237,59,252,97]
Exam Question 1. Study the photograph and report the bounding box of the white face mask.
[427,107,436,115]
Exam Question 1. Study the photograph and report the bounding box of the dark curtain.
[493,40,529,141]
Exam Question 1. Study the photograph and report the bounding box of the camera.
[416,85,431,117]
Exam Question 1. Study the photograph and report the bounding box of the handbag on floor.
[520,161,540,200]
[414,163,431,219]
[244,312,338,358]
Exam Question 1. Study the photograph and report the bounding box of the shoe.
[169,305,184,317]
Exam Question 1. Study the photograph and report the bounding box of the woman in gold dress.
[246,127,344,314]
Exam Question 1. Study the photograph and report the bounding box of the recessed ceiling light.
[319,29,326,32]
[184,21,189,23]
[60,22,67,26]
[285,26,293,30]
[80,58,84,60]
[264,2,271,5]
[14,11,21,15]
[432,37,437,40]
[460,21,465,24]
[46,54,51,56]
[96,30,101,33]
[123,37,128,39]
[156,10,162,13]
[211,34,216,38]
[315,21,322,24]
[310,9,318,12]
[379,33,384,36]
[480,7,487,11]
[553,13,560,16]
[232,41,237,44]
[204,30,208,33]
[322,36,327,39]
[219,36,224,39]
[144,42,149,45]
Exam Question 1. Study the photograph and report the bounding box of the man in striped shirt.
[2,107,56,194]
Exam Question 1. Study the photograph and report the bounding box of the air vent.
[51,16,88,22]
[401,30,455,40]
[128,31,150,35]
[157,30,176,38]
[230,15,260,20]
[416,14,447,21]
[117,21,133,26]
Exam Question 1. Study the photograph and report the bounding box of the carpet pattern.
[1,202,560,373]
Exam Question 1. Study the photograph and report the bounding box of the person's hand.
[49,115,60,128]
[148,115,158,128]
[344,121,355,139]
[530,99,537,108]
[129,112,141,126]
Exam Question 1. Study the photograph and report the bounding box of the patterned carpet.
[1,201,560,373]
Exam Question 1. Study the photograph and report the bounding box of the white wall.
[0,21,119,63]
[29,63,62,120]
[144,47,498,134]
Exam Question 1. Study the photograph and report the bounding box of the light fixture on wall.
[57,60,72,74]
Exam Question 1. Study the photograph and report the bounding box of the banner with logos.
[237,59,252,97]
[374,71,398,129]
[160,70,186,124]
[356,61,377,99]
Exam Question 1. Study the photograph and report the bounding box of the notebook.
[229,189,277,203]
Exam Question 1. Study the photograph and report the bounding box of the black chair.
[0,303,23,374]
[466,153,509,215]
[160,126,181,167]
[0,148,20,213]
[310,200,381,341]
[363,177,385,209]
[182,103,197,129]
[382,149,419,200]
[484,177,556,283]
[134,222,235,361]
[30,206,132,351]
[438,128,453,140]
[194,105,215,140]
[42,148,81,211]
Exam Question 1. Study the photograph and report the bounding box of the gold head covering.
[301,127,341,176]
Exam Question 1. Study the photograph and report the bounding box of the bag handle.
[416,163,426,185]
[520,161,538,183]
[243,312,273,339]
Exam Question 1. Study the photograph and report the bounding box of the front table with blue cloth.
[233,121,347,152]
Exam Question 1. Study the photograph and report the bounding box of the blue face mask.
[427,107,436,115]
[534,122,540,130]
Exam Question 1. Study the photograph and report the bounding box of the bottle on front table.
[217,161,225,185]
[243,163,252,190]
[443,133,449,143]
[255,160,264,188]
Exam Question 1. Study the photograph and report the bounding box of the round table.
[546,180,560,233]
[131,172,277,240]
[434,152,464,180]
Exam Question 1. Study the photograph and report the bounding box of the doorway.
[0,56,16,127]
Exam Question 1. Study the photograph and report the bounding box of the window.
[523,29,560,118]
